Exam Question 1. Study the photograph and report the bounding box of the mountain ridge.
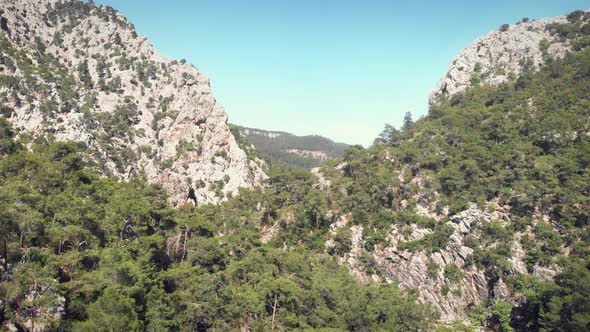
[0,0,266,206]
[309,9,590,324]
[0,3,589,331]
[429,11,589,106]
[231,124,350,169]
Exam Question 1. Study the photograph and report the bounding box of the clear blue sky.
[97,0,589,146]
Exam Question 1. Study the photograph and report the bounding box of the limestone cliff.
[0,0,266,206]
[318,172,562,323]
[429,12,588,106]
[313,11,590,323]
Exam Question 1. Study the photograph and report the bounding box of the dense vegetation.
[1,5,590,331]
[2,46,589,330]
[316,45,590,330]
[0,118,436,331]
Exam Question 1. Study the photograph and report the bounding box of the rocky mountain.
[231,125,350,169]
[1,3,589,331]
[0,0,266,206]
[313,10,590,327]
[429,12,588,106]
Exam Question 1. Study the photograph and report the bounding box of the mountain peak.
[429,11,589,106]
[0,0,267,206]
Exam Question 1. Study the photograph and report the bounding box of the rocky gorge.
[0,1,588,330]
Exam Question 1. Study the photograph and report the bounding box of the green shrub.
[399,223,454,253]
[441,284,450,295]
[330,227,352,256]
[444,264,464,283]
[427,261,440,279]
[492,301,514,332]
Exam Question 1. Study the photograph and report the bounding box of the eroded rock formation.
[0,0,266,206]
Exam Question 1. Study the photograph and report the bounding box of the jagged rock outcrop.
[429,13,586,106]
[373,207,492,321]
[326,214,381,284]
[332,204,558,322]
[3,286,66,332]
[0,0,266,206]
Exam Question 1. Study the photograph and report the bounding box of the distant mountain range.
[230,125,350,169]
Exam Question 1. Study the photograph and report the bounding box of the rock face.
[318,159,564,323]
[15,287,66,332]
[374,207,492,321]
[429,15,576,106]
[332,203,557,322]
[0,0,266,206]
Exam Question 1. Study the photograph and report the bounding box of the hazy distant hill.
[231,125,350,169]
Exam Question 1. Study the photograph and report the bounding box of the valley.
[0,1,589,331]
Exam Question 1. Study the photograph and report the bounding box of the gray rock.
[450,205,492,234]
[534,265,558,280]
[0,0,267,206]
[370,205,556,322]
[373,216,490,321]
[493,278,510,301]
[8,286,66,332]
[430,15,576,106]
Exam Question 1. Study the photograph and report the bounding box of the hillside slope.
[311,11,590,327]
[0,0,266,206]
[231,125,350,169]
[1,5,589,332]
[0,120,438,332]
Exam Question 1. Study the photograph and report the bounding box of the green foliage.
[542,257,590,331]
[480,220,513,244]
[468,304,489,326]
[492,301,514,332]
[0,118,21,155]
[440,284,450,296]
[391,210,437,228]
[472,245,512,277]
[399,223,455,253]
[77,60,92,89]
[362,225,387,251]
[374,123,400,145]
[231,124,350,169]
[175,139,196,158]
[330,227,352,256]
[546,12,590,44]
[402,111,414,131]
[444,264,464,283]
[0,120,437,330]
[427,261,440,279]
[73,287,142,331]
[436,321,476,332]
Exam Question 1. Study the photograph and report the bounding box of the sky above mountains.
[97,0,589,146]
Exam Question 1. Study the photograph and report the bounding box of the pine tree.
[402,112,414,131]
